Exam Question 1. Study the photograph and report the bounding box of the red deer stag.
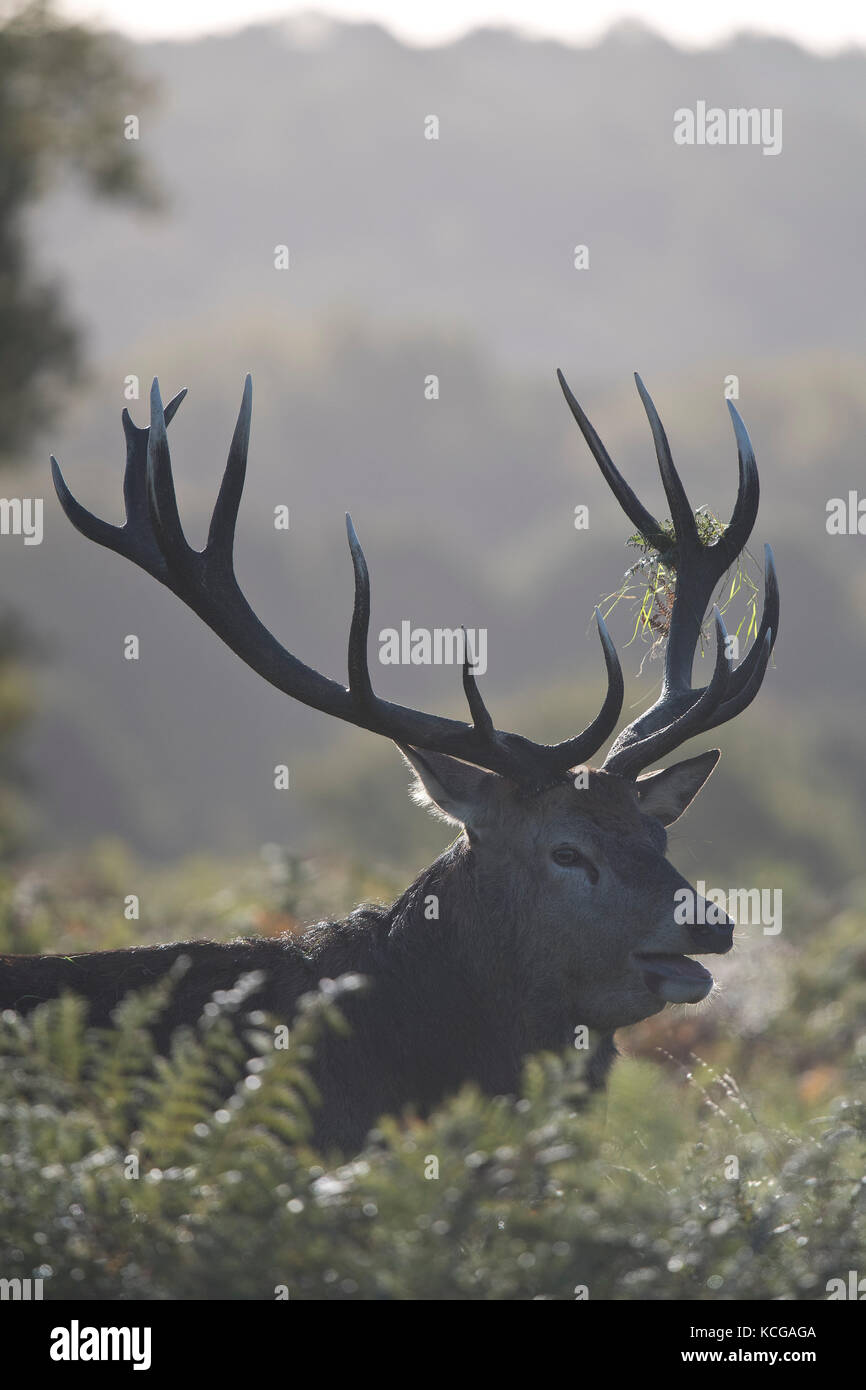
[0,371,778,1151]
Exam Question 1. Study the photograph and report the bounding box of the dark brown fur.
[1,833,620,1153]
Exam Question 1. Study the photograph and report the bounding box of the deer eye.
[551,846,599,882]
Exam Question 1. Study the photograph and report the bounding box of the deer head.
[51,369,778,1045]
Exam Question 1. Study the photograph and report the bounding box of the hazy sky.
[56,1,866,51]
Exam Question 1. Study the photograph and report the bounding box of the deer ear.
[635,750,720,826]
[397,745,496,828]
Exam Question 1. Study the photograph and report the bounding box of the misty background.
[3,12,865,900]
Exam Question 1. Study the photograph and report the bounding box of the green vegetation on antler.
[601,508,761,660]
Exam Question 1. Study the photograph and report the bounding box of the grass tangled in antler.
[601,507,761,662]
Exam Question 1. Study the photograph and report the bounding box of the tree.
[0,0,159,463]
[0,1,159,856]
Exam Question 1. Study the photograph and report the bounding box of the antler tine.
[722,399,760,560]
[718,544,779,702]
[556,370,671,554]
[461,630,496,740]
[460,609,624,776]
[700,626,774,733]
[346,514,620,781]
[344,498,623,780]
[544,609,624,770]
[122,387,188,528]
[634,373,699,550]
[346,513,511,758]
[52,384,189,577]
[51,455,122,551]
[345,513,377,713]
[206,374,252,566]
[603,607,734,777]
[146,378,193,573]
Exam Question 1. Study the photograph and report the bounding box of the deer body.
[1,853,590,1153]
[1,367,779,1152]
[2,767,735,1151]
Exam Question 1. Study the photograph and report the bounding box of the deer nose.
[686,910,734,955]
[669,882,735,954]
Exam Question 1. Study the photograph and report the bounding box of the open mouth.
[632,952,715,1004]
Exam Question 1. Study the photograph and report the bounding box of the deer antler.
[51,377,624,788]
[557,370,779,779]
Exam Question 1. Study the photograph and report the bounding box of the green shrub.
[0,963,862,1301]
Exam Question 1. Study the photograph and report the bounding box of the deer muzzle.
[632,952,716,1004]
